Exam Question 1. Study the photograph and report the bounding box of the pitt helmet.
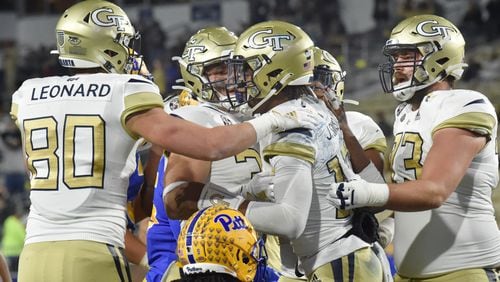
[55,0,140,74]
[177,205,267,282]
[312,47,346,102]
[226,20,314,114]
[174,27,237,108]
[378,14,467,101]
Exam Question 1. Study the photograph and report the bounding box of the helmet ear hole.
[104,50,118,57]
[436,58,449,65]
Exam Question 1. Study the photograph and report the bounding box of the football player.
[277,47,394,281]
[174,204,267,282]
[170,20,385,281]
[12,1,319,281]
[145,92,195,282]
[157,27,279,282]
[329,14,500,281]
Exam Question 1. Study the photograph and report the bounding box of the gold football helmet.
[226,20,314,114]
[177,205,266,282]
[378,14,467,101]
[174,27,237,109]
[312,47,345,102]
[55,0,140,74]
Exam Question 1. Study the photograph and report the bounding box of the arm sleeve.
[246,156,313,239]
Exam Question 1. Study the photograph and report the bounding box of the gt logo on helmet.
[183,46,207,62]
[248,29,293,51]
[416,20,454,39]
[91,8,129,32]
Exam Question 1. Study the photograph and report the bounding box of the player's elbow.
[425,183,449,209]
[427,194,447,209]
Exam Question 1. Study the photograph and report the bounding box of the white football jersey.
[10,73,163,247]
[171,104,261,192]
[389,89,500,277]
[259,97,369,274]
[346,111,387,154]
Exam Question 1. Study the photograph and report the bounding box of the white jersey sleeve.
[10,73,163,248]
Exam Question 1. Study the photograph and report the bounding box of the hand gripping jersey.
[252,97,370,275]
[10,73,163,248]
[389,89,500,277]
[346,111,387,154]
[146,103,262,281]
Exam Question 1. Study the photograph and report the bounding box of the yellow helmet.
[174,27,237,108]
[226,20,314,113]
[378,14,467,101]
[55,0,140,74]
[177,205,266,282]
[312,47,345,102]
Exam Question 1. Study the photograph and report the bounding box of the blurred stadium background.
[0,0,498,280]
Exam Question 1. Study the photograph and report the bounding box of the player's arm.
[240,156,313,239]
[331,127,487,211]
[163,152,211,219]
[385,127,486,211]
[324,101,385,180]
[132,144,164,222]
[0,252,11,282]
[124,229,147,267]
[126,106,319,161]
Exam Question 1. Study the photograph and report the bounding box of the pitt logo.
[248,29,293,51]
[214,213,248,232]
[91,8,129,31]
[182,46,206,62]
[416,20,454,39]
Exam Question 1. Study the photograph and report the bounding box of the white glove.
[240,171,275,201]
[326,179,389,210]
[377,216,395,248]
[246,108,320,140]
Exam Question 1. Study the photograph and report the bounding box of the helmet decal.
[416,20,455,39]
[182,46,207,62]
[90,8,130,31]
[247,29,294,51]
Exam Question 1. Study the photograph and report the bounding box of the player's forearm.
[385,180,448,211]
[341,128,370,173]
[133,146,163,221]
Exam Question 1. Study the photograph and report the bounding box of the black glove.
[349,209,380,243]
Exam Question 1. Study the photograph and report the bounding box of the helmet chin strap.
[392,75,443,102]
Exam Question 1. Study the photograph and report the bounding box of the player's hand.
[130,55,154,81]
[326,179,389,210]
[246,107,321,140]
[240,171,275,201]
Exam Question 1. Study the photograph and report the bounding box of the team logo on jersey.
[182,46,207,62]
[248,29,294,51]
[91,8,129,32]
[416,20,454,39]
